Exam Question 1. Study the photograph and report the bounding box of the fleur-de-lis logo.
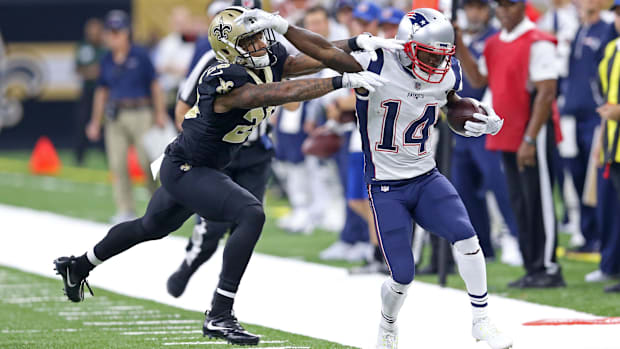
[213,21,232,41]
[216,78,234,94]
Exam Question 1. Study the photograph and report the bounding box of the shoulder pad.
[199,63,249,96]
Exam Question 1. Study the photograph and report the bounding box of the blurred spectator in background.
[379,7,405,39]
[449,0,522,266]
[351,2,381,36]
[74,18,105,165]
[334,0,356,35]
[537,0,579,81]
[154,6,195,104]
[457,0,565,288]
[592,0,620,291]
[187,0,231,71]
[537,0,581,251]
[86,10,166,224]
[321,2,386,266]
[558,0,616,256]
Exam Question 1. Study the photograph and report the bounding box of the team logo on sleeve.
[213,21,232,41]
[216,78,234,94]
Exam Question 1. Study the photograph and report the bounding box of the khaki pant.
[104,107,158,214]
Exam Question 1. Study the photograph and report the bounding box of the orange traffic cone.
[29,136,61,175]
[127,146,145,183]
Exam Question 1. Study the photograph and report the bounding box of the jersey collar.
[499,18,535,43]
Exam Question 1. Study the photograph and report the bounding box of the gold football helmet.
[207,6,277,69]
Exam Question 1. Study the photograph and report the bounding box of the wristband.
[348,36,361,51]
[332,76,343,90]
[523,135,536,146]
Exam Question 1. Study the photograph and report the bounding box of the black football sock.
[75,254,95,276]
[210,289,235,317]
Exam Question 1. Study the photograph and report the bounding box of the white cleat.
[376,324,398,349]
[472,317,513,349]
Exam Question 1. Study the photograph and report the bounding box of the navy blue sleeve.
[97,52,112,87]
[137,46,157,84]
[197,63,250,116]
[451,57,463,92]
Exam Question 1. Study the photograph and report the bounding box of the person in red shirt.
[456,0,566,288]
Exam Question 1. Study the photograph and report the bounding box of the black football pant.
[501,122,559,276]
[93,155,265,294]
[183,156,272,274]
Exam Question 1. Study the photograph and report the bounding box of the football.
[301,125,343,158]
[446,97,486,136]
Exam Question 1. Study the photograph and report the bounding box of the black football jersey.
[167,43,287,169]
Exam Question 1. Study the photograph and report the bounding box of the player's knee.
[454,236,481,255]
[239,204,265,227]
[392,268,415,285]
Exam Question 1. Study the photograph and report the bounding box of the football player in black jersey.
[54,6,402,346]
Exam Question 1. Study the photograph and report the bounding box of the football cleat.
[376,323,398,349]
[166,262,193,298]
[203,311,260,346]
[53,256,93,302]
[472,317,513,349]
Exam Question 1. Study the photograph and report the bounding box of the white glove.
[234,9,289,35]
[464,102,504,137]
[356,33,405,61]
[342,71,388,92]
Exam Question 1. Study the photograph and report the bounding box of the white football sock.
[86,248,103,266]
[453,236,488,320]
[380,278,410,329]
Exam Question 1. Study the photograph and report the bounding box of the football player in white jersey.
[349,8,512,349]
[241,7,512,349]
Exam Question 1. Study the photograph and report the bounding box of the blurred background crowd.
[1,0,620,293]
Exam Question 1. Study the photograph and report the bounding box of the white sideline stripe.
[83,320,199,326]
[0,204,619,349]
[122,330,202,335]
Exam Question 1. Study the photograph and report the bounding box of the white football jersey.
[353,49,462,182]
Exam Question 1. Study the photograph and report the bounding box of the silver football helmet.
[395,8,455,83]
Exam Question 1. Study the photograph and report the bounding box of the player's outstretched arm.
[214,72,386,113]
[282,34,404,78]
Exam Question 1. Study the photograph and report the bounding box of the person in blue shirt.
[560,0,617,254]
[450,0,521,264]
[85,10,168,223]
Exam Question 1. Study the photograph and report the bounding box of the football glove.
[234,9,289,35]
[342,71,388,92]
[464,103,503,137]
[355,33,405,61]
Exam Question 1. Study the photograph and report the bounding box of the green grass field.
[0,266,353,349]
[0,149,619,348]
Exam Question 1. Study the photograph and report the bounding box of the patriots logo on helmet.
[406,12,429,33]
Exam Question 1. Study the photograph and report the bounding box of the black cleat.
[53,256,93,302]
[203,311,260,346]
[167,263,193,298]
[509,271,566,289]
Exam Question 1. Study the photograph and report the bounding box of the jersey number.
[375,101,437,155]
[222,106,275,144]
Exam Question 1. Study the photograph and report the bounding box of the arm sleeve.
[142,50,157,84]
[529,40,558,82]
[451,57,463,92]
[178,50,216,105]
[478,55,488,78]
[197,64,250,116]
[96,54,110,87]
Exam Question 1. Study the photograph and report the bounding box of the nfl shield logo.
[415,82,422,90]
